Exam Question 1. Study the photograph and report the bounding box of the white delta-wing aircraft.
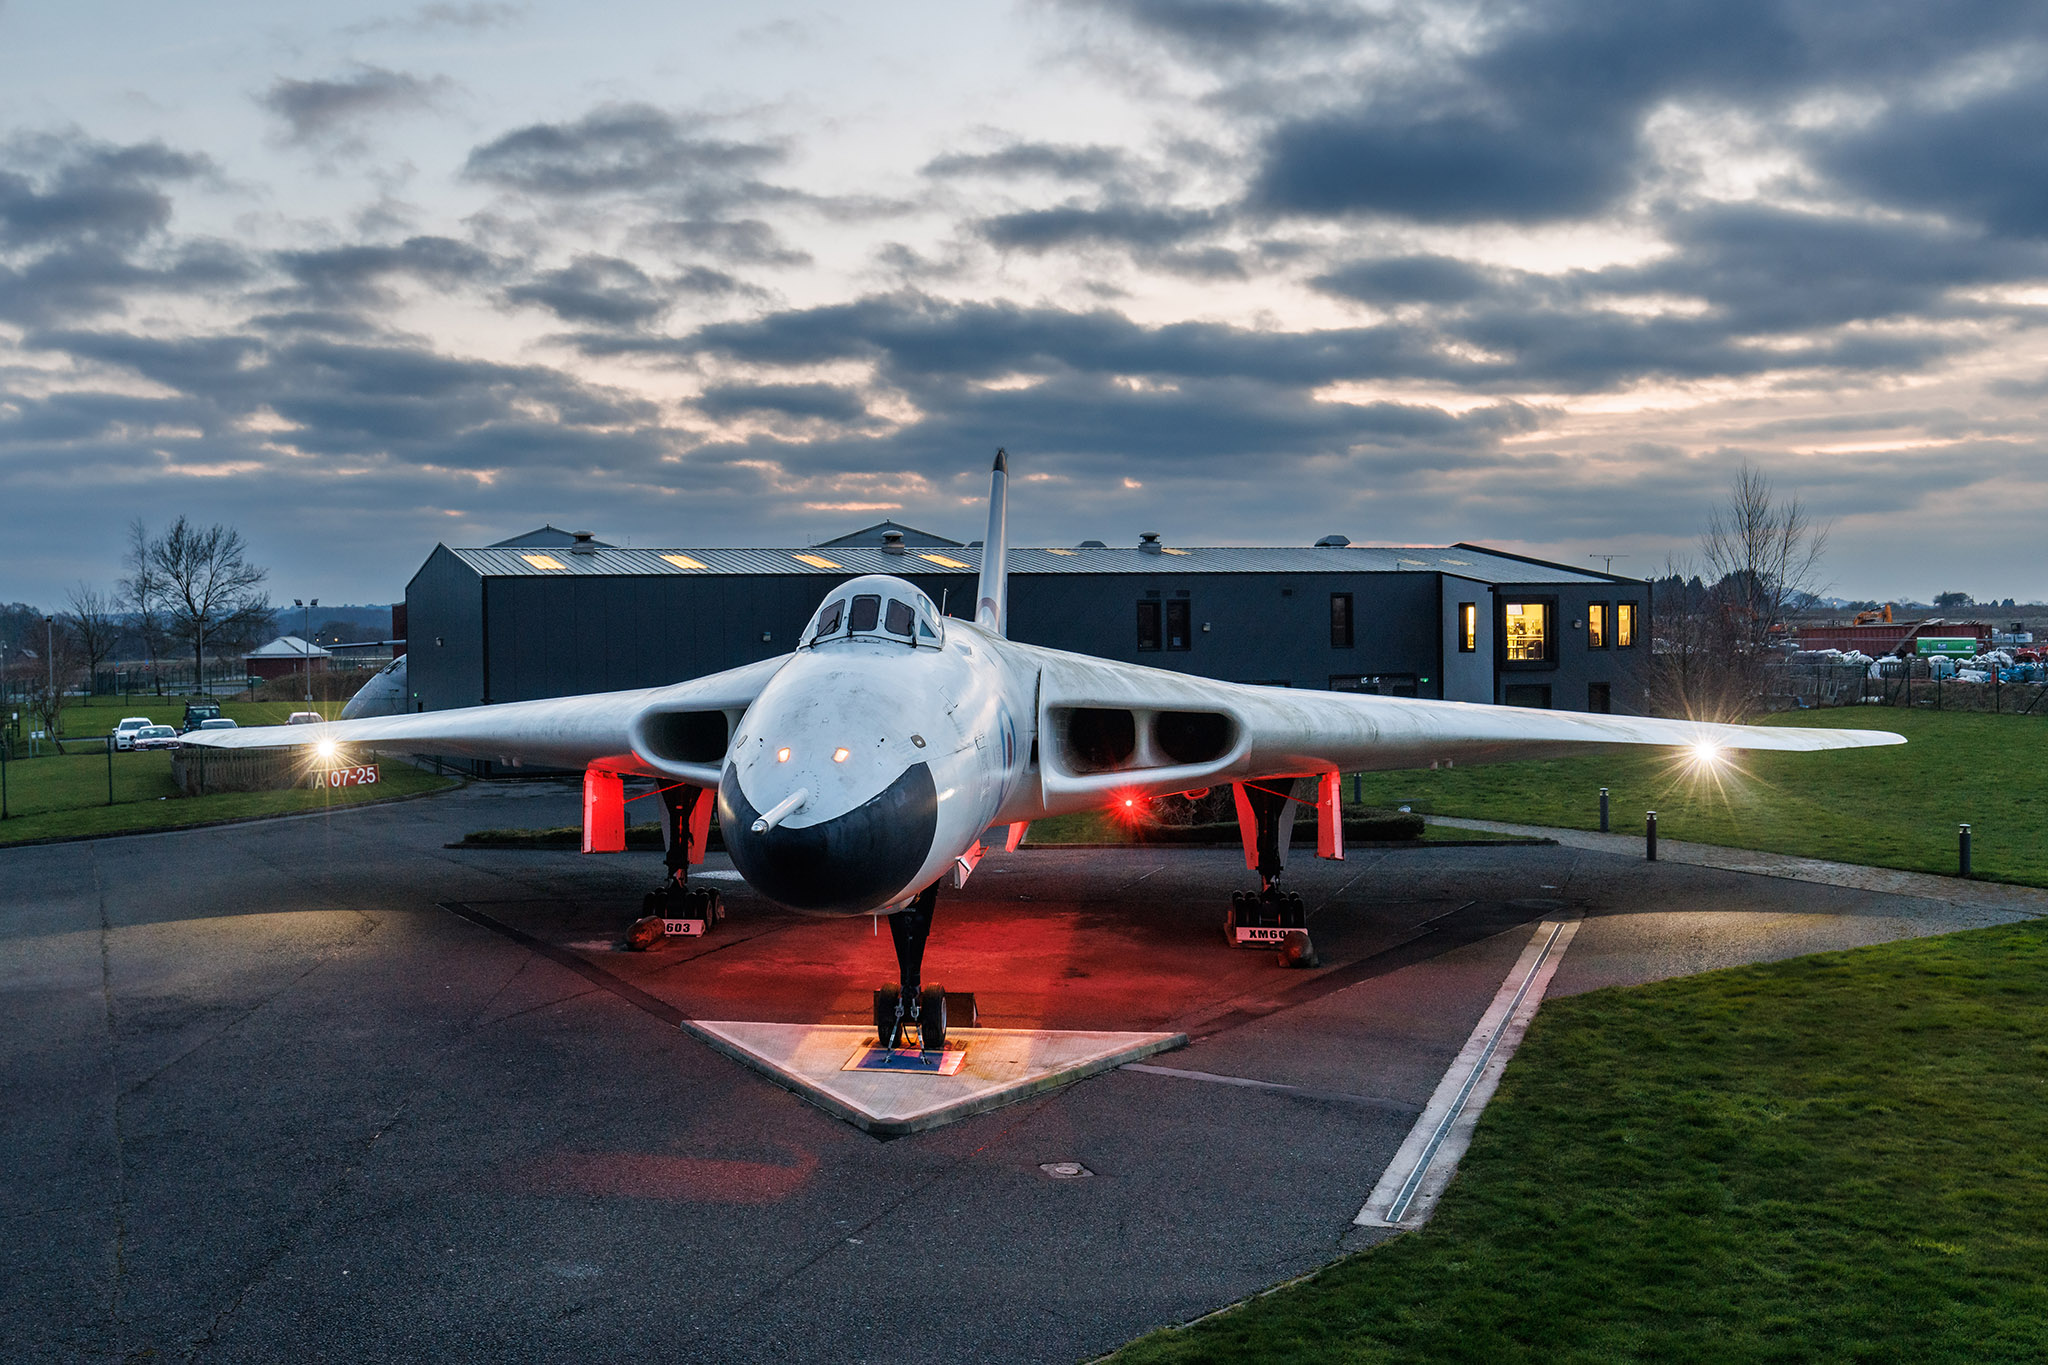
[191,453,1903,1051]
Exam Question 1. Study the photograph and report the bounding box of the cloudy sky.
[4,0,2047,609]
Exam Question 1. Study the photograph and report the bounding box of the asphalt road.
[2,780,2026,1364]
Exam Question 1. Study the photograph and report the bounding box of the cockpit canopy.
[803,575,946,650]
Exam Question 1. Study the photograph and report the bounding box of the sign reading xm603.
[308,764,380,789]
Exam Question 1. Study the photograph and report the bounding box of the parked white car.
[110,717,154,750]
[286,711,323,725]
[196,717,240,730]
[131,725,182,751]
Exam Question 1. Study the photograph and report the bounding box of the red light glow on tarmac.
[516,1147,819,1203]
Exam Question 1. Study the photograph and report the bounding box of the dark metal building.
[403,533,1648,716]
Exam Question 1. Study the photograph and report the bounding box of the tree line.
[1,518,271,743]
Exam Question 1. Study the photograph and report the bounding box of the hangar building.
[401,525,1649,717]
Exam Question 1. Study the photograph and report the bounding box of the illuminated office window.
[1458,602,1476,653]
[1617,602,1638,648]
[1587,603,1607,649]
[1503,602,1549,661]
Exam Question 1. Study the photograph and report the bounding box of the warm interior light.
[832,747,850,763]
[792,553,842,569]
[520,554,565,570]
[661,553,706,570]
[918,553,971,569]
[776,747,791,763]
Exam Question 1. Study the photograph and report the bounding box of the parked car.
[110,717,154,750]
[197,717,239,730]
[180,702,223,732]
[285,711,324,725]
[131,725,182,751]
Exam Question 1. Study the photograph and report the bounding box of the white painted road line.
[1354,916,1581,1229]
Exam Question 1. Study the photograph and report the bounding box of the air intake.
[570,531,598,555]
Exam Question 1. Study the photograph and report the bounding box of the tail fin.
[975,448,1008,636]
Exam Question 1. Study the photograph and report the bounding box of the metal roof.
[447,543,1619,585]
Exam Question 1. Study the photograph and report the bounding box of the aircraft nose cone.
[718,761,940,914]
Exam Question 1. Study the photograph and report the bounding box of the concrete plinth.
[683,1021,1186,1136]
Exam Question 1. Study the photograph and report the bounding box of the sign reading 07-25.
[308,764,380,789]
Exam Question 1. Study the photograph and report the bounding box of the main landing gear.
[874,882,949,1052]
[626,785,722,952]
[1225,779,1321,969]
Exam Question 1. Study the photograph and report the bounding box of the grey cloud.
[1080,0,1371,59]
[696,383,871,424]
[642,218,812,267]
[464,104,783,198]
[342,3,524,35]
[275,235,496,306]
[0,138,208,248]
[924,142,1129,182]
[1823,81,2048,238]
[1312,254,1503,305]
[1248,0,2048,224]
[258,67,447,145]
[0,240,251,325]
[980,203,1223,252]
[504,254,665,325]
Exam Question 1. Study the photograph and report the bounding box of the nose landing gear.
[873,883,949,1051]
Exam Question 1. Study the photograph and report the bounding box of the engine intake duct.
[636,709,730,765]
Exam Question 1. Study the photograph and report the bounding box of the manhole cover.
[1039,1161,1094,1179]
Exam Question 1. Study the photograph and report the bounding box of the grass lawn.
[0,747,455,845]
[1110,918,2048,1364]
[1354,708,2048,887]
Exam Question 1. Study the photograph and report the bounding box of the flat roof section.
[443,543,1624,585]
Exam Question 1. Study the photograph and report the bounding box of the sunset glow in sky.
[5,0,2048,605]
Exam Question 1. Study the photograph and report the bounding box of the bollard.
[1599,787,1610,833]
[106,736,114,806]
[1646,810,1658,862]
[1959,823,1972,879]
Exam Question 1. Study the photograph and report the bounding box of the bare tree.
[26,619,81,751]
[146,518,272,691]
[1701,463,1831,661]
[65,584,121,693]
[120,518,168,694]
[1647,464,1832,721]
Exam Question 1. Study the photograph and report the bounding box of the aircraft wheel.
[1277,931,1319,970]
[919,985,947,1053]
[874,985,901,1048]
[707,888,725,924]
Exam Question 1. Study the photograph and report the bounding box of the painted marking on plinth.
[684,1021,1184,1137]
[1355,916,1580,1229]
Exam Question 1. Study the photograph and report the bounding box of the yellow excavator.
[1851,604,1894,626]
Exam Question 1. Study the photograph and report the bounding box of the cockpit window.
[814,599,844,639]
[849,594,881,633]
[884,598,914,636]
[919,619,938,640]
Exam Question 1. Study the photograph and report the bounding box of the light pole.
[295,598,318,704]
[44,615,54,742]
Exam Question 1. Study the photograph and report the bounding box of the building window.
[1587,603,1607,649]
[1588,682,1611,713]
[1166,599,1191,651]
[1137,600,1162,651]
[1617,602,1638,648]
[1458,602,1477,653]
[1330,593,1354,649]
[1503,602,1549,662]
[1504,683,1552,709]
